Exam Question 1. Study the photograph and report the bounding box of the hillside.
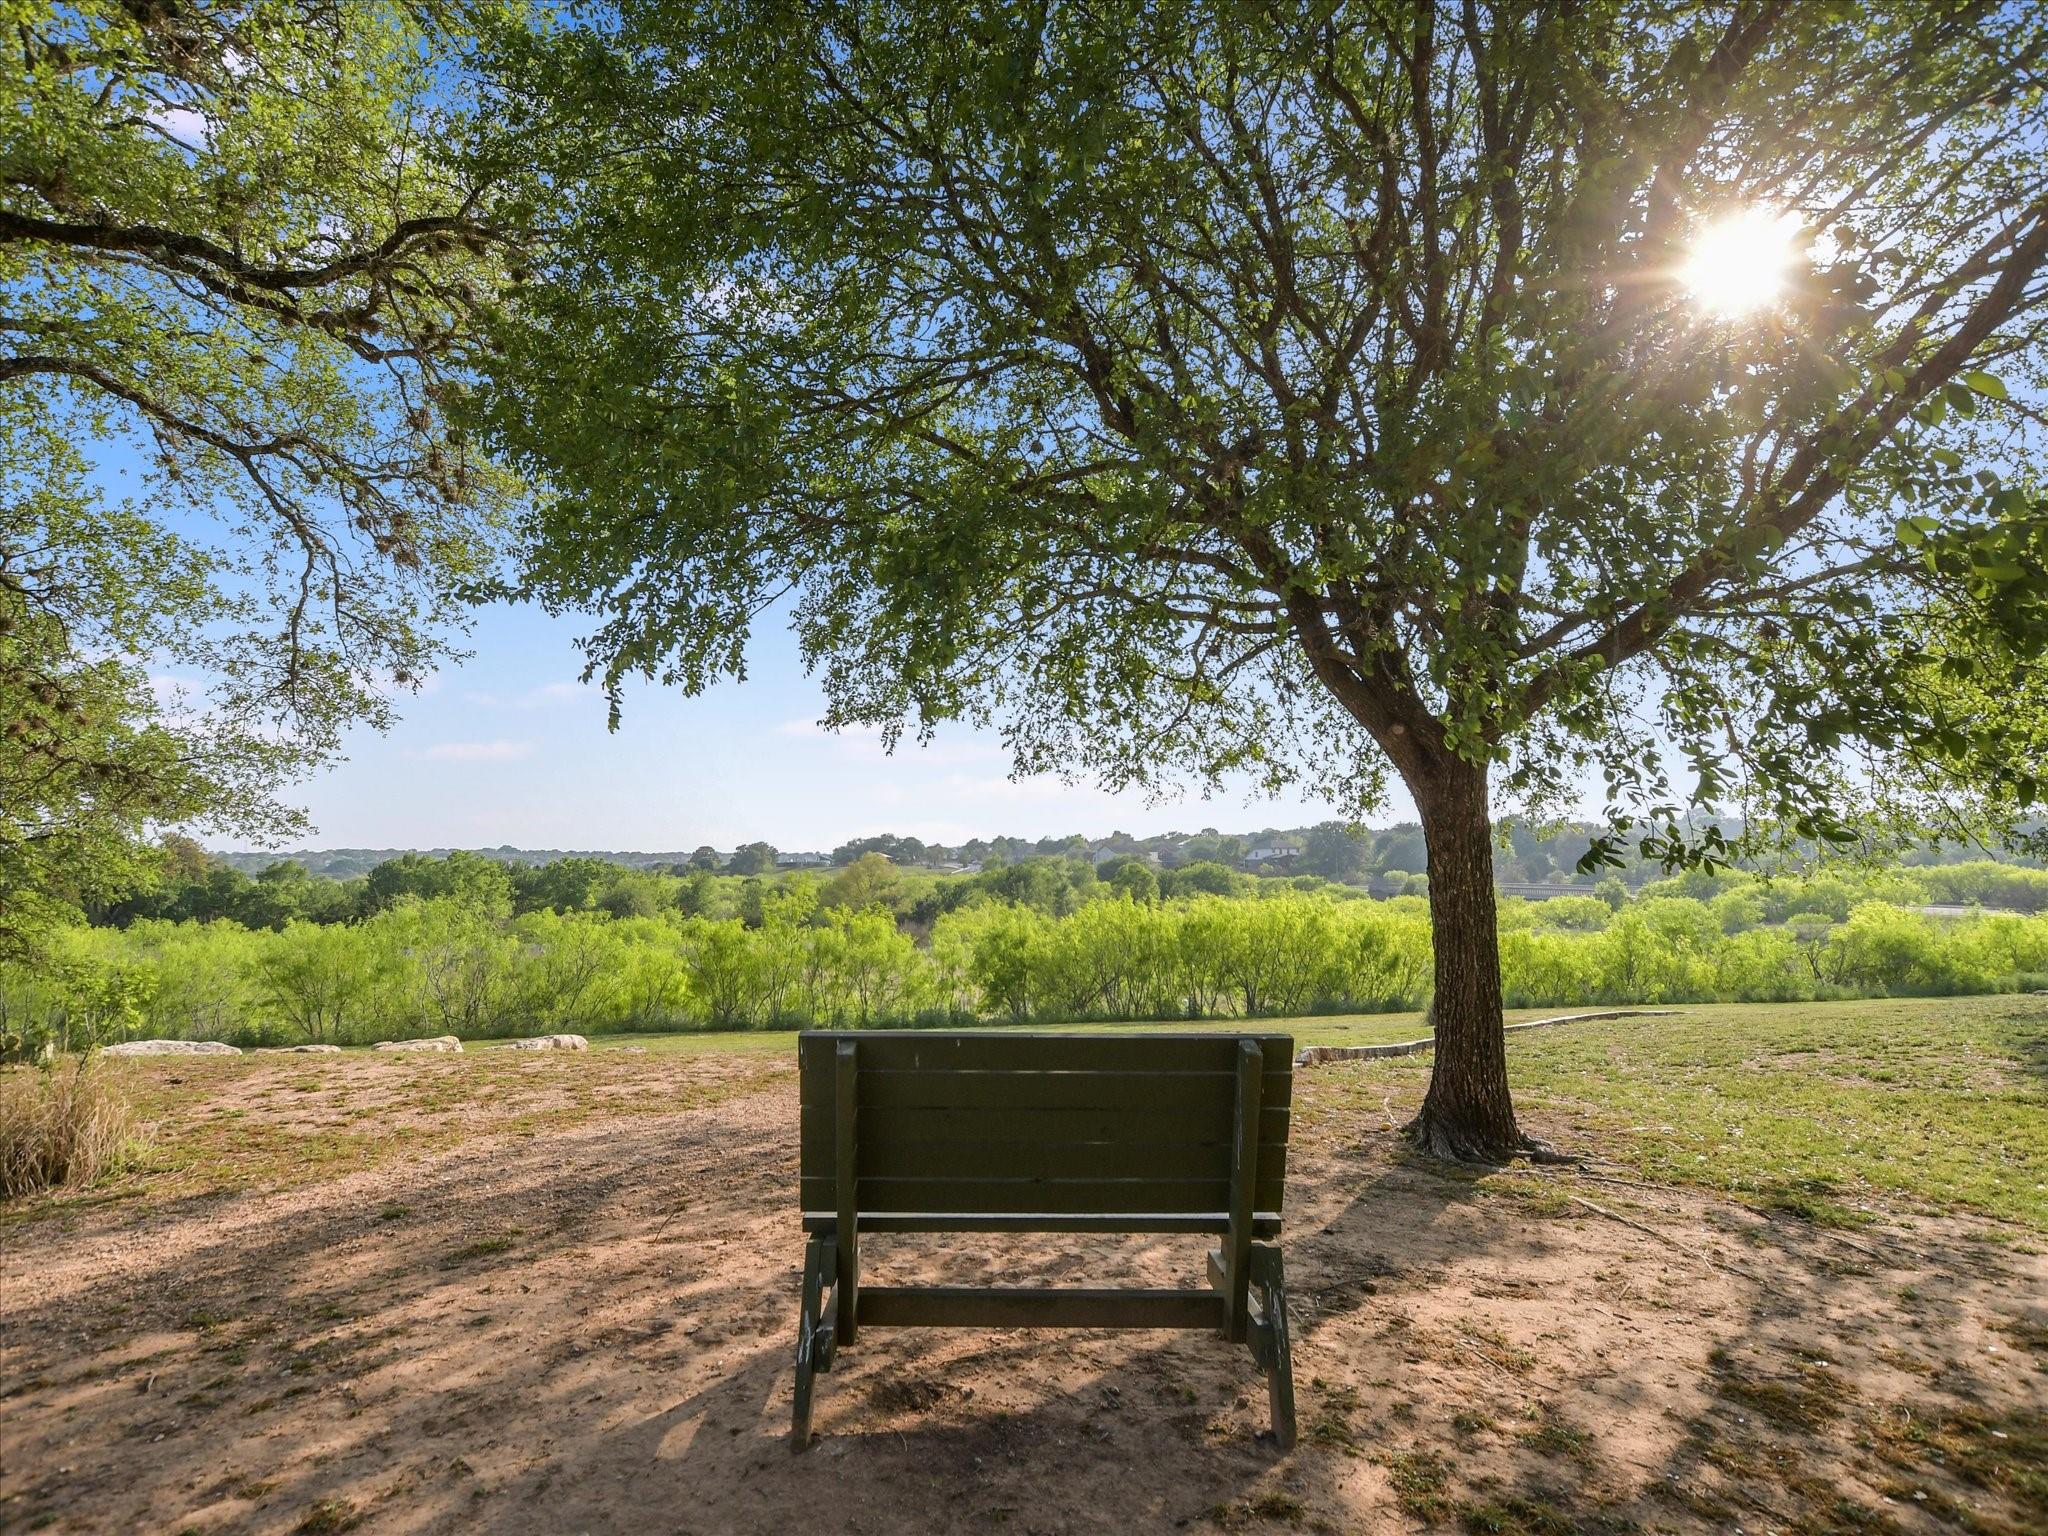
[210,820,2044,886]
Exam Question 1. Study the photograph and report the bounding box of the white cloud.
[414,740,534,763]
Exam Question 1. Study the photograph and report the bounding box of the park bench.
[792,1029,1297,1449]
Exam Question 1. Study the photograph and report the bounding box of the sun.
[1679,206,1803,317]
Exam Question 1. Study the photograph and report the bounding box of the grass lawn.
[1304,995,2048,1230]
[578,1011,1437,1054]
[578,1003,1542,1053]
[54,1039,791,1211]
[39,995,2047,1232]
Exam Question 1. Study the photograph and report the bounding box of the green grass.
[1307,995,2048,1229]
[1518,1408,1595,1461]
[40,996,2045,1230]
[584,1028,811,1057]
[1458,1496,1581,1536]
[1382,1448,1453,1523]
[294,1498,360,1535]
[1709,1346,1857,1431]
[579,1009,1452,1055]
[441,1233,520,1267]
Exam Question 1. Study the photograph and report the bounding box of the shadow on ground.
[1,1057,2042,1535]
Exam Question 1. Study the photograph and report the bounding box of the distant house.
[1245,838,1304,864]
[776,851,830,868]
[1090,843,1159,867]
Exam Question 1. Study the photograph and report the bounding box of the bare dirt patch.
[0,1048,2041,1535]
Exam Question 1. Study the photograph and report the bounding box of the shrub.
[6,885,2045,1043]
[0,1056,142,1200]
[1533,895,1614,932]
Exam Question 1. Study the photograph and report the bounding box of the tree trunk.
[1404,758,1529,1163]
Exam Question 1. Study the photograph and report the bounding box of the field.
[0,997,2042,1535]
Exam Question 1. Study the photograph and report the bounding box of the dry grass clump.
[0,1055,142,1199]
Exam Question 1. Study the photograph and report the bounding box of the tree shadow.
[3,1075,2042,1535]
[554,1126,1606,1532]
[1987,994,2048,1084]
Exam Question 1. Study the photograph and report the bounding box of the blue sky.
[262,598,1391,853]
[93,422,1378,855]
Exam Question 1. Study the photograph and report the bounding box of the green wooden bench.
[792,1030,1297,1450]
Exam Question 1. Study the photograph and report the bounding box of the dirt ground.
[1,1049,2041,1536]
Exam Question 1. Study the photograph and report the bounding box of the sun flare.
[1680,206,1803,317]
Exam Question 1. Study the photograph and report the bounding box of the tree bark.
[1403,757,1530,1163]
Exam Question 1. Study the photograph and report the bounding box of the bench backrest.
[798,1031,1293,1234]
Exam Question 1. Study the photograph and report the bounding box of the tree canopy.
[470,0,2048,1156]
[477,1,2046,855]
[490,1,2044,1155]
[2,0,515,951]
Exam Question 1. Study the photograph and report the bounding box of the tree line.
[95,843,2048,934]
[96,844,1404,935]
[7,870,2044,1057]
[187,818,2048,887]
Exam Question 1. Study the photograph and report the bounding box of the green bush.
[4,880,2045,1045]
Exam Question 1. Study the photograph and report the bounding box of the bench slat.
[799,1173,1285,1215]
[801,1211,1281,1235]
[801,1066,1292,1115]
[801,1031,1294,1075]
[804,1136,1287,1183]
[796,1030,1292,1220]
[797,1181,1288,1214]
[798,1104,1290,1156]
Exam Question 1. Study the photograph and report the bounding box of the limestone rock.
[254,1044,344,1054]
[506,1034,589,1052]
[103,1040,241,1057]
[372,1036,463,1053]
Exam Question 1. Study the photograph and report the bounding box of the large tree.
[2,0,514,950]
[473,1,2048,1158]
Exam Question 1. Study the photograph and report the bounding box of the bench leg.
[1247,1246,1296,1450]
[792,1235,836,1451]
